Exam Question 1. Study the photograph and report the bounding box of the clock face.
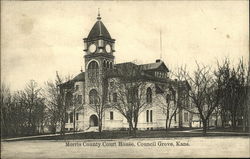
[89,44,96,53]
[105,44,111,53]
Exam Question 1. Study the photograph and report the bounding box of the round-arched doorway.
[89,114,98,127]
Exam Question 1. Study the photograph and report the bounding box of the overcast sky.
[1,1,249,91]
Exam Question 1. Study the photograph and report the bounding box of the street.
[1,136,249,158]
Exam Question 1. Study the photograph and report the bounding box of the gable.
[139,62,169,72]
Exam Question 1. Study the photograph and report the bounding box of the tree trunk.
[128,120,133,135]
[220,110,225,128]
[98,118,102,133]
[215,112,218,128]
[165,118,168,132]
[133,118,138,137]
[231,113,236,129]
[202,119,207,135]
[73,109,76,132]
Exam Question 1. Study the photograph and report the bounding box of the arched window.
[110,62,113,69]
[103,60,106,68]
[107,61,110,68]
[146,87,152,103]
[88,61,99,69]
[88,61,99,82]
[89,89,99,104]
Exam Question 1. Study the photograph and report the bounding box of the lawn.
[17,128,249,141]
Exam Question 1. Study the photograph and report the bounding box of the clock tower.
[83,11,115,129]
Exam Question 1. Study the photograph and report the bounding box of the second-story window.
[65,93,73,106]
[108,93,111,102]
[146,87,152,103]
[113,93,117,102]
[89,89,99,104]
[77,95,82,104]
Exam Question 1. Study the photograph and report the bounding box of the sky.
[1,0,249,91]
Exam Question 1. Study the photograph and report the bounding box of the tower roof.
[87,15,112,40]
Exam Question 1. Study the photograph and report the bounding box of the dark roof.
[106,61,170,83]
[72,72,85,82]
[59,72,85,88]
[87,20,112,39]
[170,80,191,90]
[139,62,169,72]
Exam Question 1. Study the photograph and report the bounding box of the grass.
[15,128,249,141]
[3,127,249,141]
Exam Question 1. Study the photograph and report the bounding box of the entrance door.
[89,114,98,127]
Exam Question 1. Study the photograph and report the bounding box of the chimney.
[156,59,162,63]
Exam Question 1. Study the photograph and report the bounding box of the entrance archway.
[89,114,98,127]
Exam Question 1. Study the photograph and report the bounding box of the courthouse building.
[59,13,192,131]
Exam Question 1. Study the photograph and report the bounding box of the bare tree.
[43,72,73,135]
[216,58,249,130]
[109,63,150,136]
[155,87,177,132]
[1,82,12,136]
[181,63,217,134]
[43,80,61,133]
[171,65,192,128]
[2,80,46,136]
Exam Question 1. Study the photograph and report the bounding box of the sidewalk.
[2,131,85,142]
[176,128,250,135]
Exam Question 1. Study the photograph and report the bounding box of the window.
[108,93,111,102]
[110,112,114,120]
[70,112,73,123]
[146,110,149,122]
[88,61,99,69]
[107,61,110,68]
[76,113,79,120]
[113,93,117,102]
[128,87,138,103]
[174,112,177,122]
[128,89,132,103]
[166,94,171,104]
[146,87,152,103]
[103,60,106,67]
[184,112,188,122]
[65,93,73,106]
[65,113,68,123]
[88,61,99,82]
[110,62,113,69]
[78,95,82,104]
[89,89,99,104]
[75,85,79,91]
[150,110,153,122]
